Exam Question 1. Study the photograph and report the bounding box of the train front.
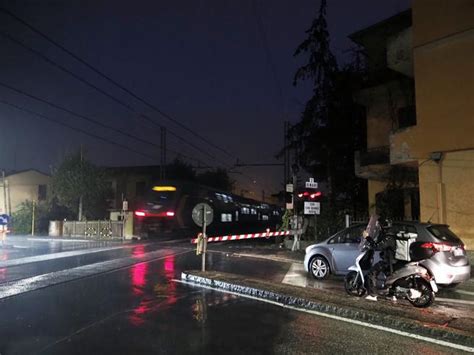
[133,184,181,238]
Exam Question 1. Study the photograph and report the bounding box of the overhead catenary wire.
[0,6,263,188]
[0,29,221,165]
[0,98,157,161]
[0,6,236,160]
[0,80,203,164]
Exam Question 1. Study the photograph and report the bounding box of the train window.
[262,215,269,221]
[251,208,257,215]
[241,207,249,214]
[221,213,232,222]
[235,211,239,221]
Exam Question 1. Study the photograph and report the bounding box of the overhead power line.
[0,80,202,164]
[0,6,236,160]
[0,98,157,161]
[0,29,220,164]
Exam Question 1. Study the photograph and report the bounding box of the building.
[391,0,474,249]
[105,165,163,212]
[0,169,51,214]
[351,1,474,249]
[350,10,420,221]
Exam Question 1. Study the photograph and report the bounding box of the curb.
[181,271,474,349]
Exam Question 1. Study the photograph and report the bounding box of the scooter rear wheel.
[344,271,366,297]
[407,278,435,308]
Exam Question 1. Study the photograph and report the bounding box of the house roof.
[349,9,412,47]
[4,168,50,177]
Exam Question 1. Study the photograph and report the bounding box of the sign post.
[0,213,10,246]
[193,203,213,272]
[201,204,207,272]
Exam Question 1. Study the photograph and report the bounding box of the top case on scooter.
[395,232,417,261]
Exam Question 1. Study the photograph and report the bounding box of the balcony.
[355,146,391,180]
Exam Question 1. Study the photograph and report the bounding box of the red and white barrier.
[191,230,291,244]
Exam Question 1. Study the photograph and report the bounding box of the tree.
[51,151,111,220]
[290,0,367,227]
[166,158,197,181]
[197,168,234,192]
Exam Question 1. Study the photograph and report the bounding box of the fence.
[62,220,124,240]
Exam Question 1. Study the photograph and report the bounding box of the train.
[132,181,283,238]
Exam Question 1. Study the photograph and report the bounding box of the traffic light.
[297,191,322,199]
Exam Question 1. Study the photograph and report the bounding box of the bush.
[11,201,48,234]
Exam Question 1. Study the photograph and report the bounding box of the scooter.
[344,240,438,307]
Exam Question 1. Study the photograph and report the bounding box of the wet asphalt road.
[0,240,469,354]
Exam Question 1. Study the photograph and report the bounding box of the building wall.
[419,151,474,249]
[0,171,51,214]
[391,0,474,160]
[393,0,474,248]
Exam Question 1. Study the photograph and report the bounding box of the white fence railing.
[61,220,124,240]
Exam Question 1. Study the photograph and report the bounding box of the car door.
[330,225,364,274]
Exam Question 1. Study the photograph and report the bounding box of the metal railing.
[62,220,124,240]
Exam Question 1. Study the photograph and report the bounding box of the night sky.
[0,0,409,197]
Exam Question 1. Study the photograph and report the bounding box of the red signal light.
[310,191,322,199]
[135,211,146,217]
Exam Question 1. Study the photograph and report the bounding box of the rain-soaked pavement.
[0,238,472,354]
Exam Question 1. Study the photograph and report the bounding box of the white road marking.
[175,278,474,353]
[282,263,308,287]
[27,238,95,243]
[0,249,191,299]
[436,297,474,306]
[0,245,130,268]
[456,290,474,297]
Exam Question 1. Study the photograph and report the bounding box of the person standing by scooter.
[361,215,396,301]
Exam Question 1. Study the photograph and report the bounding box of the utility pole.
[160,127,167,180]
[31,200,36,236]
[78,146,83,221]
[1,171,7,214]
[284,121,291,186]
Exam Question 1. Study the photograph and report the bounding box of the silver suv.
[304,222,471,287]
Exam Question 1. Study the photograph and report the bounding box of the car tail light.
[165,211,175,217]
[135,211,146,217]
[420,242,454,253]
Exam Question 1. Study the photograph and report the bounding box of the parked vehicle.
[344,236,438,307]
[304,222,471,287]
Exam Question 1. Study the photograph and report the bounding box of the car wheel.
[309,256,330,280]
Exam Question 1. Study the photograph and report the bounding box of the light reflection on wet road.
[0,246,468,355]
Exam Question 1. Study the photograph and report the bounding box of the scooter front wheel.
[344,271,366,297]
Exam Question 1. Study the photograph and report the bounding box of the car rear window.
[427,225,462,244]
[388,224,417,235]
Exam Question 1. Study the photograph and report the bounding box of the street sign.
[304,201,320,215]
[305,178,318,189]
[0,214,9,225]
[286,183,293,193]
[192,203,214,227]
[286,202,293,210]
